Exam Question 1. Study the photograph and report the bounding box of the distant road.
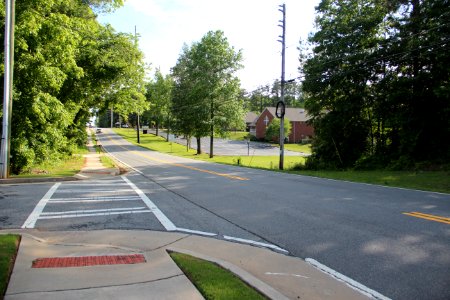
[147,128,307,156]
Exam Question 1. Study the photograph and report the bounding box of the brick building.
[249,107,314,143]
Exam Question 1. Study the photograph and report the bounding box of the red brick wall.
[255,110,275,140]
[290,121,314,143]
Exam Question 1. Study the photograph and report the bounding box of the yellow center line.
[403,212,450,225]
[106,135,249,181]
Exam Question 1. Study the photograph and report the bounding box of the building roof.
[245,111,258,123]
[264,107,311,122]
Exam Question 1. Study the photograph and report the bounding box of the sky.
[97,0,320,91]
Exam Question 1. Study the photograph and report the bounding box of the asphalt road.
[2,128,449,300]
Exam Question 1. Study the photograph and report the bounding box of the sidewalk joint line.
[5,274,184,296]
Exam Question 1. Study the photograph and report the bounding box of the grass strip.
[292,170,450,194]
[169,252,267,300]
[11,153,86,178]
[100,154,116,169]
[0,235,20,300]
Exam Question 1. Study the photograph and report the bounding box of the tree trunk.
[209,133,213,158]
[166,117,170,141]
[155,121,159,137]
[210,101,214,158]
[196,136,202,155]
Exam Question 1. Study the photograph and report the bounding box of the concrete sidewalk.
[2,230,368,300]
[74,132,120,180]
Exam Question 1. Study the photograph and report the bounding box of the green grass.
[291,170,450,194]
[282,143,311,154]
[0,235,20,299]
[100,154,116,168]
[169,252,266,300]
[12,152,86,178]
[114,128,449,193]
[224,131,250,141]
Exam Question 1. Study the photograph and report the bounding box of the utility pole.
[277,3,286,170]
[1,0,15,179]
[135,25,140,144]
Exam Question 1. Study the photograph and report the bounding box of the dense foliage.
[171,30,244,157]
[143,69,173,137]
[301,0,450,169]
[265,117,291,143]
[0,0,146,174]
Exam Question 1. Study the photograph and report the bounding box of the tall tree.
[302,0,390,168]
[145,69,173,137]
[171,31,244,157]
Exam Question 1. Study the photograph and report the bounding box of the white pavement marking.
[121,175,177,231]
[54,189,134,193]
[61,183,129,186]
[305,258,391,300]
[22,183,61,228]
[49,196,141,203]
[41,207,147,216]
[176,227,217,236]
[264,272,309,279]
[223,235,289,254]
[39,210,151,219]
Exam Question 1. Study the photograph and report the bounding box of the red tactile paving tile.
[32,254,146,268]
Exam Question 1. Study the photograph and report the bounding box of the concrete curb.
[0,176,79,184]
[167,247,290,300]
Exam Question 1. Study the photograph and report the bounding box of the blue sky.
[97,0,320,91]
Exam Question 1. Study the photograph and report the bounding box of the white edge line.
[176,227,217,237]
[223,235,289,254]
[121,175,177,231]
[101,143,145,176]
[38,210,151,220]
[22,182,61,228]
[305,258,391,300]
[264,272,309,279]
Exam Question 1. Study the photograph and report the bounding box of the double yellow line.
[106,134,249,181]
[403,212,450,225]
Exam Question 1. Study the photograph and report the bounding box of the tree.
[265,118,291,143]
[301,0,389,168]
[145,69,173,137]
[171,31,244,157]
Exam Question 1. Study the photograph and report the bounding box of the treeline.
[244,80,304,113]
[0,0,147,174]
[302,0,450,170]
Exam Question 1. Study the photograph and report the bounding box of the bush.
[265,118,291,142]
